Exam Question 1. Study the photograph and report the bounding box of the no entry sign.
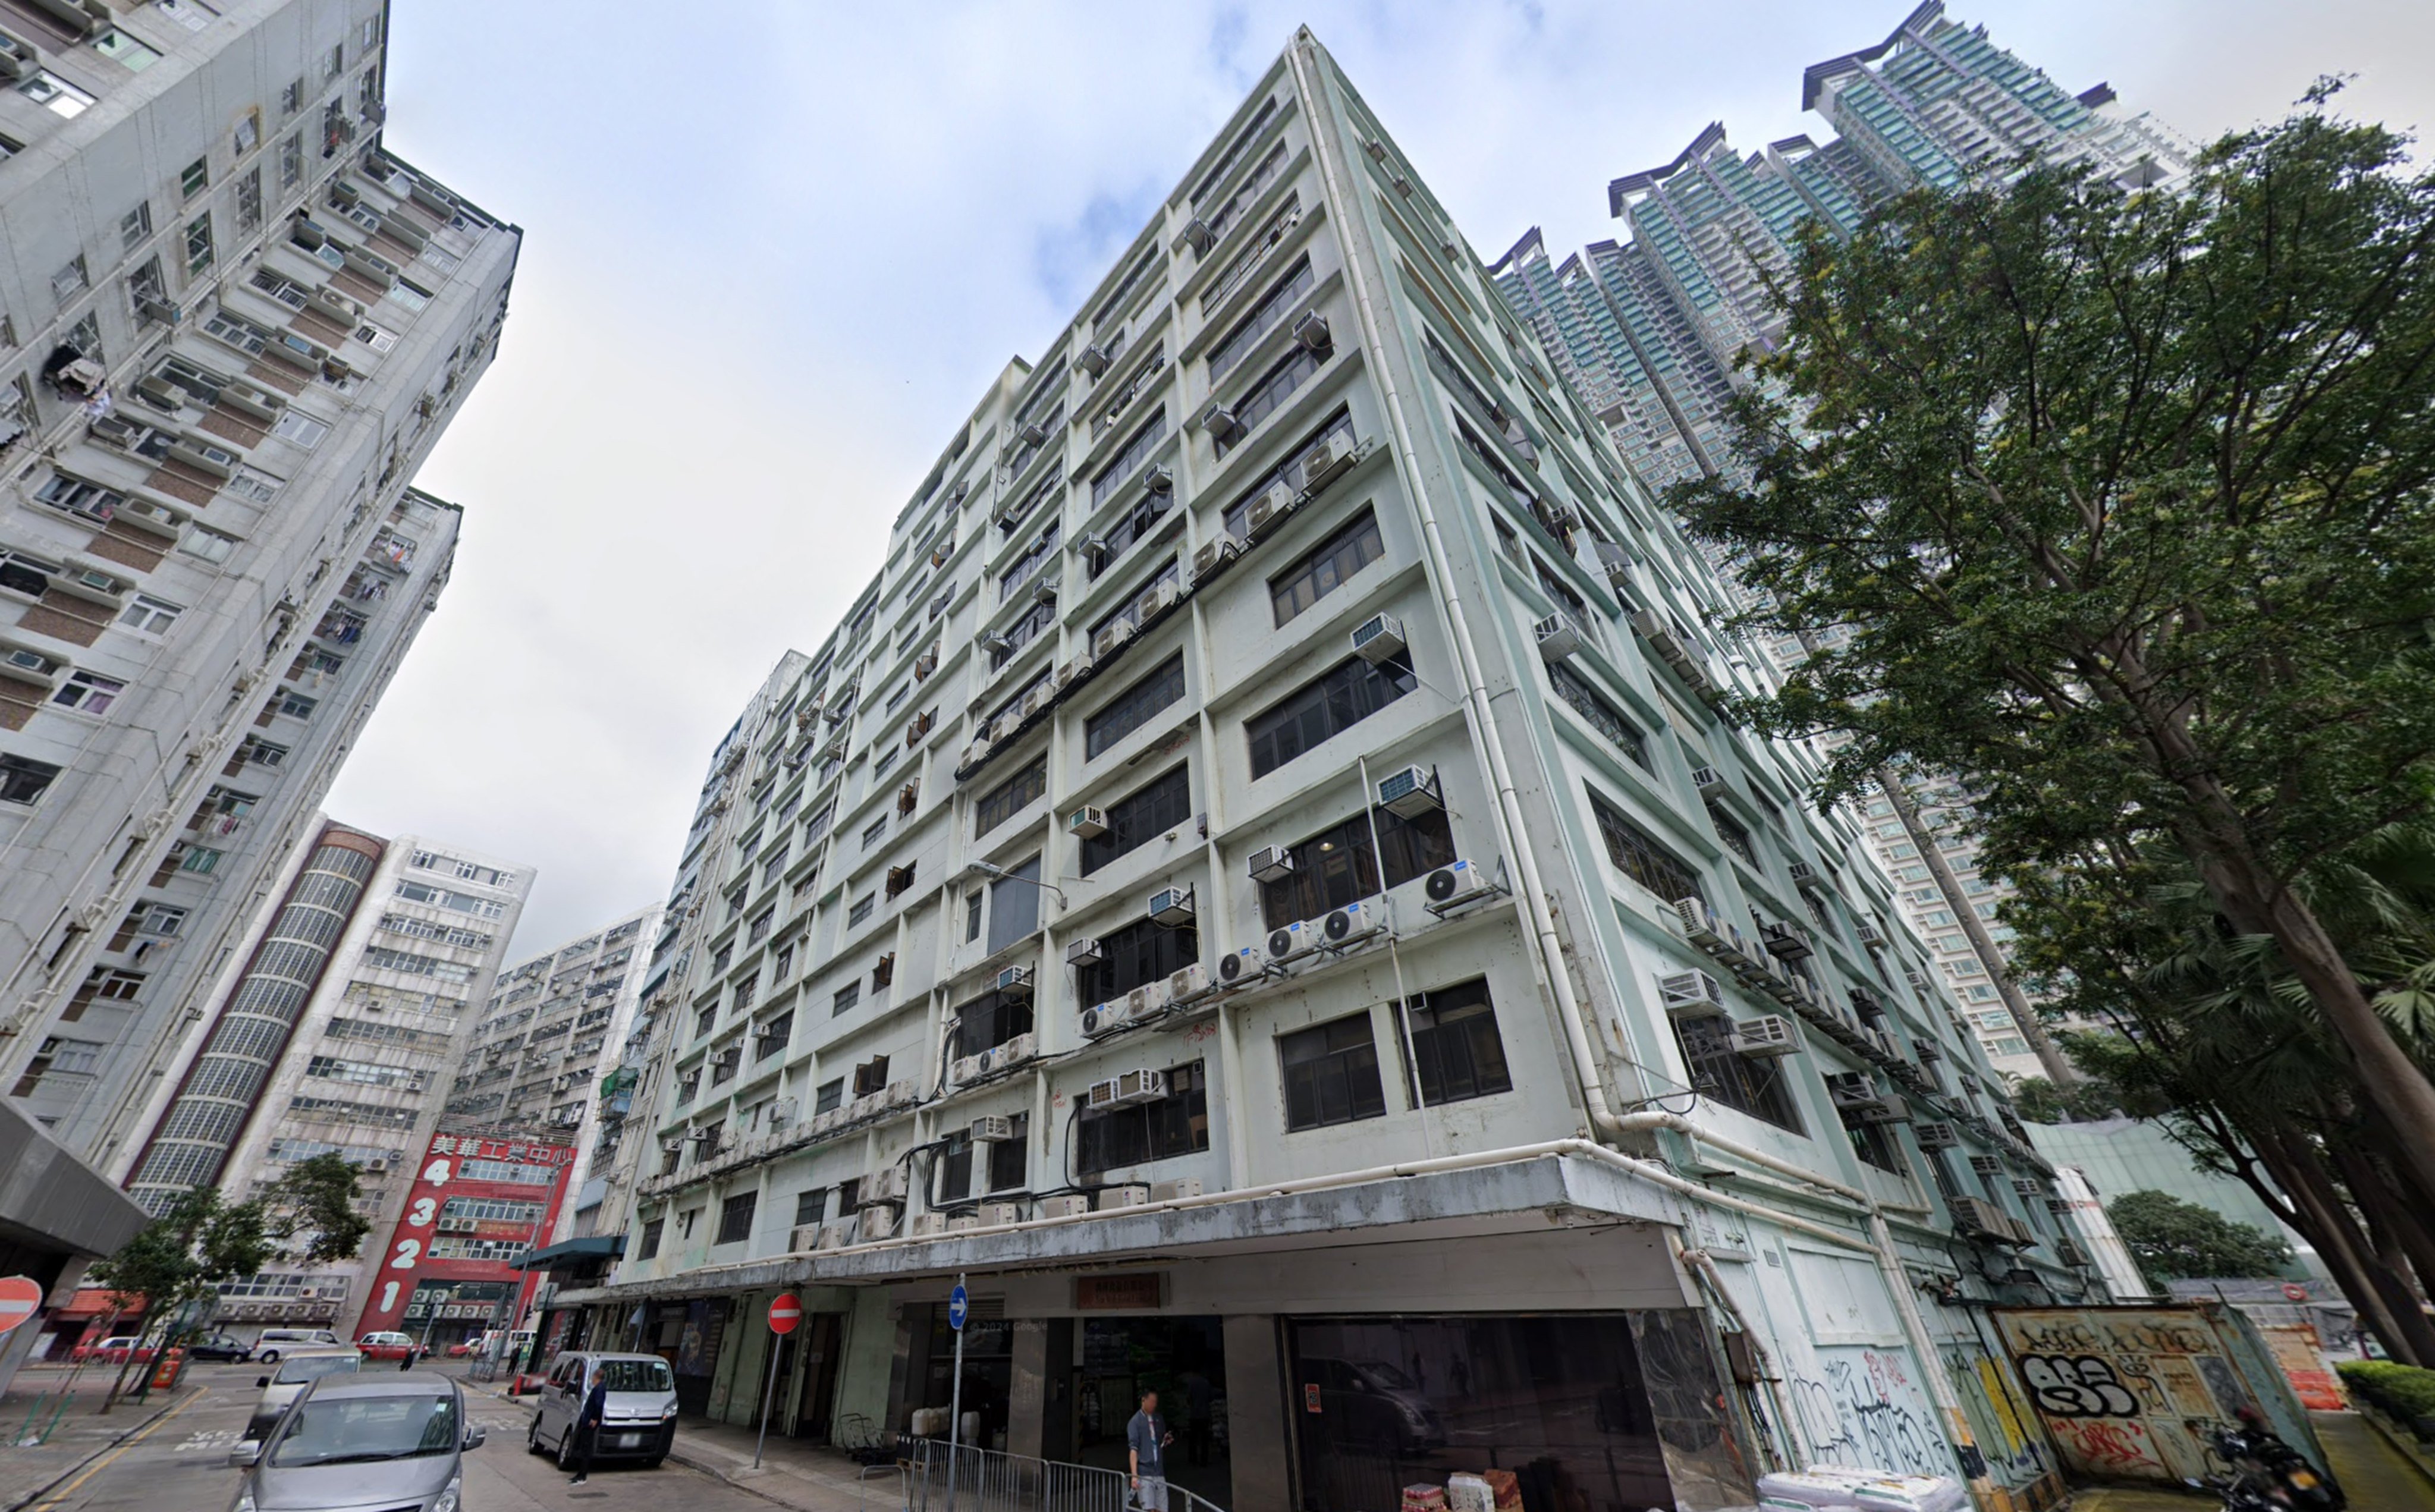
[768,1293,802,1335]
[0,1276,40,1336]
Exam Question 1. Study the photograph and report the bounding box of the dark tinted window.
[1547,664,1646,768]
[1281,1014,1385,1131]
[1392,979,1513,1107]
[1259,806,1454,932]
[1675,1016,1802,1132]
[976,759,1046,837]
[1589,793,1702,903]
[956,989,1035,1058]
[1085,655,1184,758]
[1074,916,1199,1007]
[1270,508,1383,627]
[1246,653,1413,779]
[1077,1061,1208,1174]
[1079,765,1190,876]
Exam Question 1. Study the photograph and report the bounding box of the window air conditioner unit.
[1914,1038,1943,1063]
[1854,919,1886,947]
[909,1212,952,1238]
[1090,618,1135,659]
[1198,401,1244,441]
[931,538,954,568]
[1041,1194,1092,1219]
[1265,920,1318,964]
[1077,343,1113,378]
[1098,1183,1152,1211]
[1423,859,1492,910]
[1148,886,1195,927]
[2045,1196,2074,1216]
[1321,900,1383,949]
[981,632,1015,656]
[2055,1237,2090,1268]
[1302,435,1355,491]
[1112,1067,1167,1107]
[1629,609,1687,663]
[1030,576,1058,607]
[1761,922,1813,963]
[1350,612,1406,665]
[1914,1121,1961,1151]
[1824,1071,1883,1110]
[1293,310,1333,353]
[865,1165,909,1203]
[1690,766,1727,798]
[972,1115,1016,1143]
[1248,846,1296,884]
[1066,935,1104,967]
[1730,1015,1800,1058]
[1970,1155,2007,1178]
[1179,218,1215,254]
[1657,970,1726,1019]
[1086,1076,1122,1109]
[2012,1177,2046,1199]
[856,1206,898,1242]
[1079,532,1111,564]
[1863,1094,1914,1125]
[1376,763,1441,818]
[1215,946,1264,987]
[1019,421,1050,448]
[1534,613,1582,662]
[995,965,1033,998]
[1192,537,1239,583]
[999,1031,1036,1065]
[1079,1002,1122,1038]
[1167,962,1212,1005]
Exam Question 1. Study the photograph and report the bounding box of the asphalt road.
[18,1361,772,1512]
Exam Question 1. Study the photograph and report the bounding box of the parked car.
[252,1328,340,1364]
[69,1335,155,1364]
[246,1347,363,1440]
[526,1351,678,1470]
[184,1334,253,1363]
[354,1331,419,1362]
[227,1373,483,1512]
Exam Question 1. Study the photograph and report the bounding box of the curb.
[1,1387,192,1512]
[665,1442,800,1507]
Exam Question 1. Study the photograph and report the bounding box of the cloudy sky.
[327,0,2435,957]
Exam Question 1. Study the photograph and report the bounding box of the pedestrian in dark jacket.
[569,1370,608,1485]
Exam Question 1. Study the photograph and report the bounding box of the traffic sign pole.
[947,1275,968,1512]
[755,1294,802,1470]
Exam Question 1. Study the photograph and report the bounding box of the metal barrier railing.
[899,1436,1226,1512]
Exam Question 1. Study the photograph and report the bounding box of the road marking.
[171,1427,240,1453]
[26,1387,209,1510]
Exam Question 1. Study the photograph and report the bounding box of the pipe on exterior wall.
[1675,1237,1806,1470]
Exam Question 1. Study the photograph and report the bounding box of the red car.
[354,1331,420,1362]
[68,1335,155,1363]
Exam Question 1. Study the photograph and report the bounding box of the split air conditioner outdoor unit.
[856,1207,898,1242]
[1090,619,1135,660]
[1321,900,1383,950]
[864,1165,909,1203]
[909,1213,953,1238]
[1301,435,1355,491]
[1245,482,1295,536]
[998,1032,1036,1067]
[1151,1178,1204,1203]
[1422,859,1493,911]
[1096,1184,1152,1211]
[1167,963,1213,1005]
[975,1202,1023,1227]
[952,1057,986,1089]
[1192,537,1239,582]
[1079,1003,1123,1038]
[1265,920,1318,964]
[1215,947,1264,988]
[1040,1194,1092,1219]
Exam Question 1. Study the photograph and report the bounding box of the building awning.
[0,1097,149,1265]
[549,1147,1697,1308]
[512,1235,624,1272]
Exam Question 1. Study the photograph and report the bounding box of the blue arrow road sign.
[947,1283,969,1331]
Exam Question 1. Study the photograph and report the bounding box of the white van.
[252,1328,340,1363]
[524,1352,677,1469]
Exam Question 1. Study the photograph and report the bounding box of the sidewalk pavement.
[0,1369,202,1512]
[2065,1410,2435,1510]
[455,1368,905,1511]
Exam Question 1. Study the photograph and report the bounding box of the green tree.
[268,1152,370,1266]
[1679,99,2435,1196]
[2007,1076,2128,1125]
[2107,1189,2294,1283]
[87,1187,269,1409]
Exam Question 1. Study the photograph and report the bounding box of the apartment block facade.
[1490,3,2186,1081]
[539,31,2098,1511]
[448,902,662,1244]
[0,0,517,1221]
[109,822,532,1341]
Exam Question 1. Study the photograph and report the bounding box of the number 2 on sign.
[389,1238,420,1269]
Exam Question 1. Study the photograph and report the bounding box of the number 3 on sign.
[389,1238,420,1269]
[406,1197,436,1229]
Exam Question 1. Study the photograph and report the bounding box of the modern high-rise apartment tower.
[0,0,516,1236]
[543,29,2092,1511]
[1491,2,2188,1078]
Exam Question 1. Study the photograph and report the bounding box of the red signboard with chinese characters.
[354,1131,576,1342]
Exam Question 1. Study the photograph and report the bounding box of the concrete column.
[1006,1316,1048,1458]
[1223,1315,1289,1510]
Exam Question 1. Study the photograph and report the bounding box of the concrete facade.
[0,0,517,1200]
[552,31,2100,1511]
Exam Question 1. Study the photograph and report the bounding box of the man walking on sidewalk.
[1127,1388,1173,1510]
[568,1368,607,1486]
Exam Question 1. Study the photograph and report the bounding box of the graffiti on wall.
[1992,1307,2291,1485]
[1785,1348,1944,1478]
[1944,1348,2051,1486]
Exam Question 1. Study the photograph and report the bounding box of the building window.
[794,1189,827,1227]
[1074,916,1199,1008]
[234,168,262,232]
[1589,793,1702,904]
[814,1079,844,1114]
[1084,655,1185,759]
[184,213,214,275]
[51,671,124,716]
[988,1115,1029,1191]
[1208,254,1314,381]
[1259,805,1454,932]
[1393,979,1514,1107]
[861,818,887,851]
[694,1004,717,1039]
[1269,508,1383,627]
[1246,653,1415,779]
[964,891,983,942]
[986,856,1042,954]
[847,894,874,929]
[1708,803,1757,866]
[755,1011,792,1060]
[715,1192,757,1246]
[976,759,1046,837]
[1,755,63,806]
[832,982,860,1017]
[1078,765,1190,876]
[1215,344,1328,458]
[1547,664,1646,768]
[279,133,302,190]
[19,71,93,117]
[1091,408,1167,510]
[747,910,773,945]
[955,988,1035,1058]
[1077,1061,1208,1174]
[1221,409,1358,540]
[1085,487,1176,583]
[1675,1017,1802,1132]
[1280,1015,1385,1132]
[636,1218,664,1260]
[120,202,152,253]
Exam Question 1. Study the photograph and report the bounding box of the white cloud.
[339,0,2435,953]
